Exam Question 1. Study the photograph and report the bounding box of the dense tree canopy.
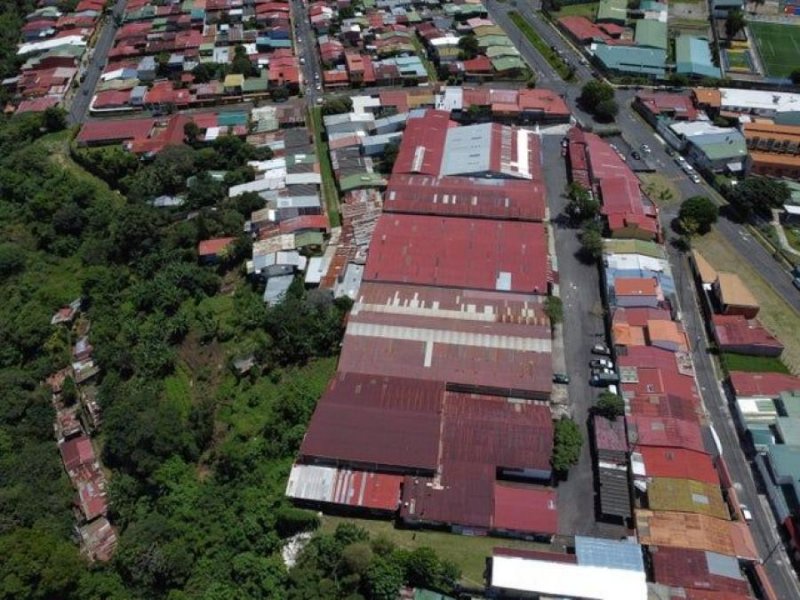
[726,176,790,217]
[679,195,718,235]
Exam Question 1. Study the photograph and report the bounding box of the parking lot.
[541,134,629,538]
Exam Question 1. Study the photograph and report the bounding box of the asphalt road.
[68,0,128,125]
[541,134,627,539]
[479,4,800,594]
[291,0,322,106]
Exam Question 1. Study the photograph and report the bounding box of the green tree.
[342,542,374,576]
[595,391,624,419]
[457,34,479,60]
[381,141,399,174]
[725,9,745,39]
[579,221,603,262]
[0,528,83,599]
[551,417,583,473]
[792,68,800,85]
[364,558,403,600]
[272,85,290,102]
[565,182,599,223]
[594,98,619,121]
[322,96,353,115]
[544,296,563,325]
[727,176,790,217]
[679,195,718,234]
[0,243,25,278]
[231,44,256,76]
[579,80,614,110]
[43,107,67,132]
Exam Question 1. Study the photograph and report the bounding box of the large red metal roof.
[300,373,445,471]
[650,546,749,595]
[384,173,546,221]
[392,110,452,176]
[76,118,156,145]
[59,436,96,472]
[627,415,705,453]
[729,371,800,398]
[364,214,551,294]
[339,282,553,398]
[493,483,558,534]
[638,447,719,485]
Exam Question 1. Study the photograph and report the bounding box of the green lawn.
[508,11,574,80]
[320,515,551,587]
[309,107,342,227]
[411,36,438,82]
[749,21,800,78]
[722,352,790,374]
[553,2,599,20]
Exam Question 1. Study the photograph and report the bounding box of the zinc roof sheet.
[650,546,748,594]
[637,447,719,484]
[575,536,644,572]
[364,214,551,294]
[384,173,546,221]
[300,373,445,471]
[647,477,729,519]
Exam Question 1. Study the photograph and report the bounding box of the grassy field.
[722,352,790,374]
[749,21,800,78]
[320,515,551,587]
[309,107,342,227]
[508,11,574,80]
[553,2,599,20]
[640,173,681,207]
[784,224,800,254]
[692,229,800,374]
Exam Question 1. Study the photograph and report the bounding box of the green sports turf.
[749,21,800,78]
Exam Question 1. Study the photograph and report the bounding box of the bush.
[552,417,582,473]
[679,196,718,235]
[594,391,624,419]
[544,296,563,325]
[275,506,320,538]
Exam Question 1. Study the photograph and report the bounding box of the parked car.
[591,343,611,355]
[631,151,641,160]
[665,147,675,157]
[553,373,570,384]
[740,504,753,522]
[674,157,686,166]
[641,144,651,154]
[590,358,613,369]
[793,277,800,291]
[691,174,701,184]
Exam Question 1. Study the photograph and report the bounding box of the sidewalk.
[771,209,800,258]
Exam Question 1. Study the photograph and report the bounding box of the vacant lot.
[320,515,551,587]
[693,229,800,374]
[554,2,599,19]
[722,352,790,374]
[749,21,800,77]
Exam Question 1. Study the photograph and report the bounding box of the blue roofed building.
[675,36,722,79]
[592,43,666,78]
[575,536,645,572]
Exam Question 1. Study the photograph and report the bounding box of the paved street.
[540,135,627,538]
[291,0,322,106]
[68,0,128,125]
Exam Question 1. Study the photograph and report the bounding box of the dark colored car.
[553,373,570,384]
[631,151,641,160]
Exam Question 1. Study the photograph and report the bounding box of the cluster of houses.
[518,125,770,600]
[634,86,800,183]
[2,0,105,114]
[314,0,528,90]
[301,85,569,299]
[558,0,720,80]
[48,299,115,562]
[286,99,564,543]
[88,0,302,114]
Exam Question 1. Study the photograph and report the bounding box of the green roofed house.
[478,35,515,48]
[487,45,521,59]
[635,19,668,50]
[242,74,269,94]
[597,0,628,24]
[774,111,800,127]
[339,172,388,192]
[492,56,526,74]
[593,43,666,77]
[675,36,722,79]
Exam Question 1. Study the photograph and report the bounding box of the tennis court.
[749,21,800,77]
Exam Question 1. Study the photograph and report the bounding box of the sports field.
[749,21,800,78]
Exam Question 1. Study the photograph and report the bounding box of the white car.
[740,504,753,522]
[641,144,651,154]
